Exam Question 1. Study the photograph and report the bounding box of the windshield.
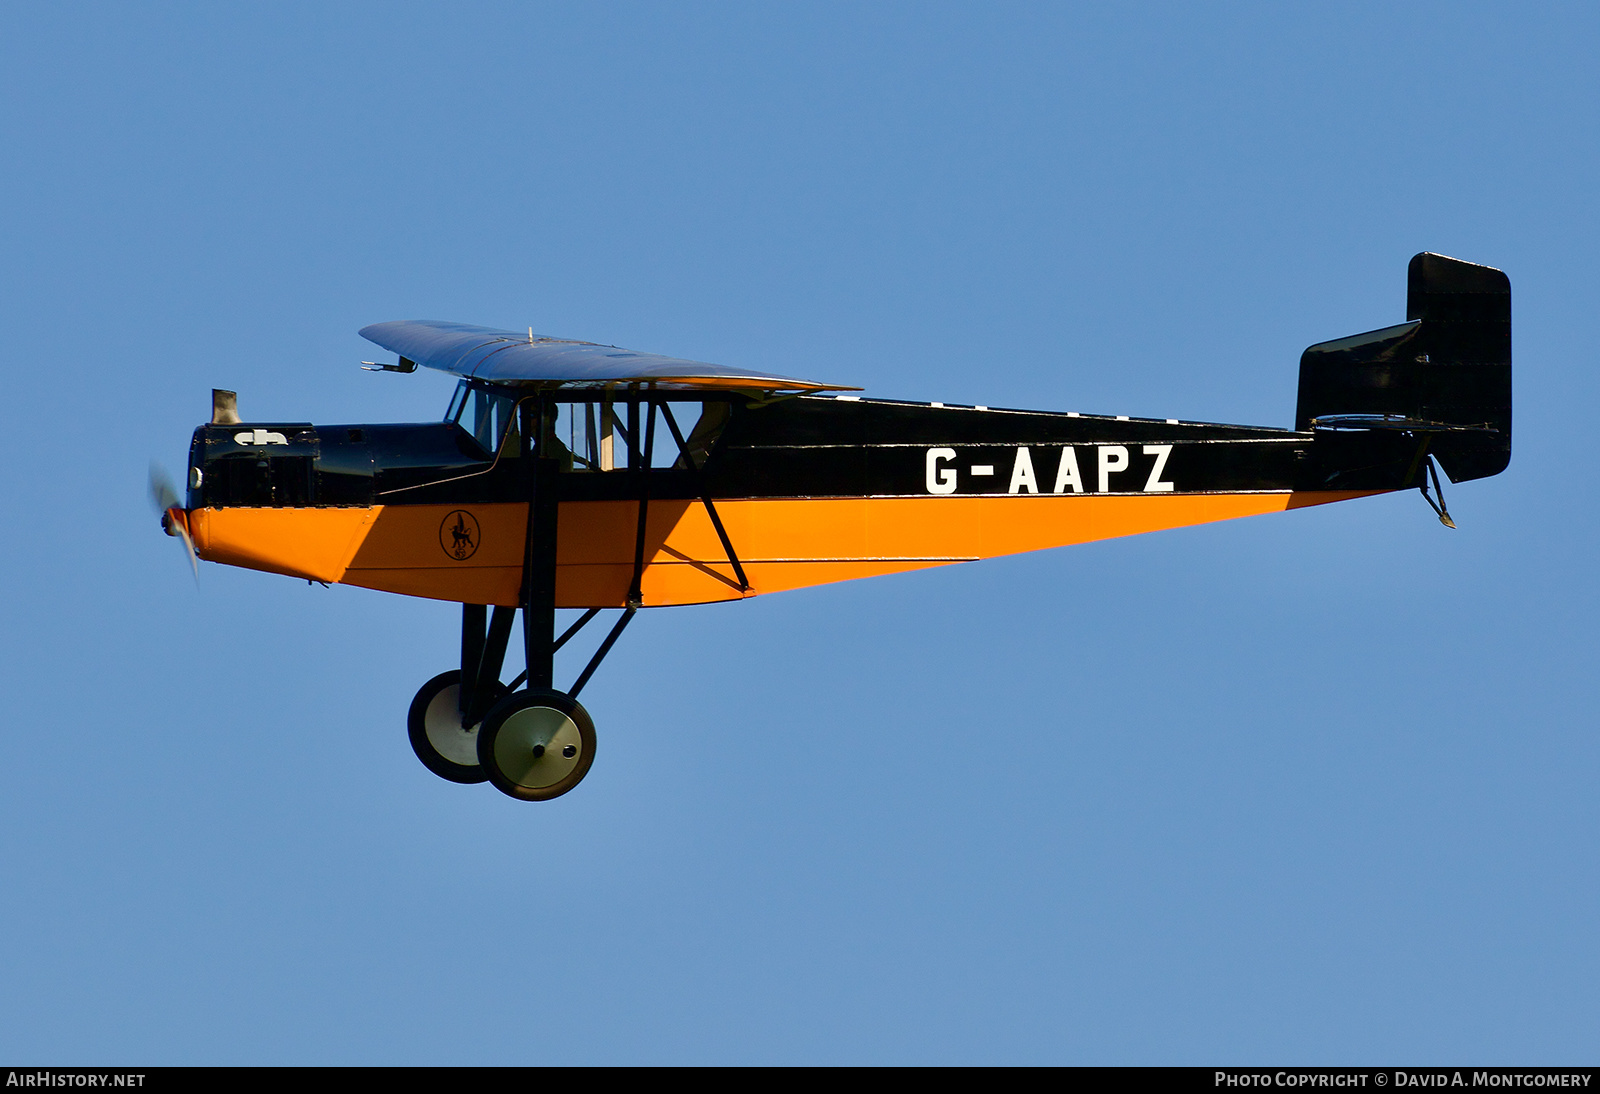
[446,381,520,454]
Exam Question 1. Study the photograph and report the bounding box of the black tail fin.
[1295,253,1511,482]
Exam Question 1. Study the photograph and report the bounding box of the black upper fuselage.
[188,391,1429,512]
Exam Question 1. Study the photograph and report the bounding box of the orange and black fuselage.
[183,392,1427,608]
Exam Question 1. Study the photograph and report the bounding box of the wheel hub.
[492,705,585,790]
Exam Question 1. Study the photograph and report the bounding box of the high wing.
[359,319,857,392]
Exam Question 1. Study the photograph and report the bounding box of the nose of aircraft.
[148,462,198,579]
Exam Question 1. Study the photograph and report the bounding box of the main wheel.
[407,670,506,784]
[477,689,597,801]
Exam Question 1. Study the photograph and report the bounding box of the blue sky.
[2,2,1596,1063]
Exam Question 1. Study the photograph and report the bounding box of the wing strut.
[660,400,750,592]
[628,399,657,607]
[520,399,561,690]
[511,394,641,700]
[497,394,744,705]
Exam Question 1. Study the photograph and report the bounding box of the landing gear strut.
[406,394,647,802]
[412,600,621,801]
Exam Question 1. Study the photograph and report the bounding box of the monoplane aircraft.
[152,253,1511,801]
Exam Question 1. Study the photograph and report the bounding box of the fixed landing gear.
[407,670,506,784]
[477,689,597,801]
[405,395,642,802]
[409,674,596,800]
[406,595,624,802]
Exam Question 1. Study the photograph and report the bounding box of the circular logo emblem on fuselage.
[440,510,481,561]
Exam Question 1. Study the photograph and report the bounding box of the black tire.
[407,670,506,785]
[477,689,597,801]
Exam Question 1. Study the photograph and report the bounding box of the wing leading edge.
[359,320,856,392]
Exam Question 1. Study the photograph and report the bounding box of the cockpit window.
[444,381,469,424]
[556,398,731,471]
[446,381,520,455]
[443,385,732,469]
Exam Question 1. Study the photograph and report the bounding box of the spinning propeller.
[148,462,199,580]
